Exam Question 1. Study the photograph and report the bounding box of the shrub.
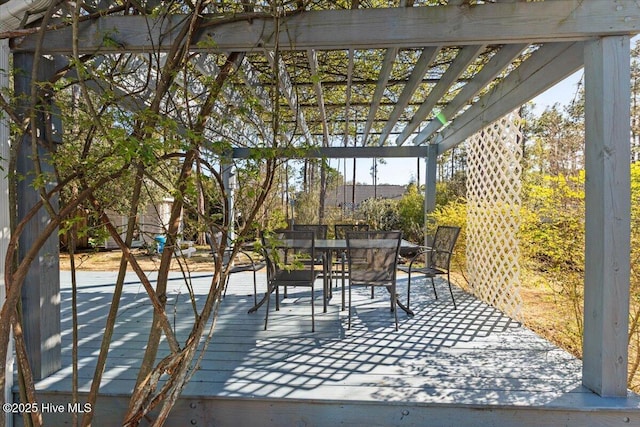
[397,183,425,242]
[355,198,401,231]
[430,199,468,274]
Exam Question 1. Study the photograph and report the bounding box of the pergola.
[0,0,637,409]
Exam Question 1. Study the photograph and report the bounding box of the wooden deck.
[16,270,640,426]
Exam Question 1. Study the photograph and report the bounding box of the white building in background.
[102,197,180,249]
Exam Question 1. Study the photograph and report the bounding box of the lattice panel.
[466,112,522,320]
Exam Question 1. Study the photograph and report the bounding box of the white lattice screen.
[466,112,522,320]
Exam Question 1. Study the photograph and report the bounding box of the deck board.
[16,270,640,426]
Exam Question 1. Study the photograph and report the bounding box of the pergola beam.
[253,78,462,88]
[232,145,429,159]
[13,1,640,54]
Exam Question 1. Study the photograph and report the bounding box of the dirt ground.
[58,247,220,272]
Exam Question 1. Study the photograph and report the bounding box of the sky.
[331,70,586,186]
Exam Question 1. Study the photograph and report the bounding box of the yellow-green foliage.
[263,207,288,232]
[429,200,467,274]
[520,173,585,274]
[628,162,640,390]
[397,183,425,242]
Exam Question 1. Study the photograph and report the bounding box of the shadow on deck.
[16,270,640,426]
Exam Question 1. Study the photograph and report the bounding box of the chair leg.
[341,256,346,311]
[325,253,333,301]
[348,281,352,329]
[264,284,272,330]
[311,283,315,333]
[323,267,328,314]
[431,277,438,300]
[387,285,394,312]
[447,272,457,310]
[406,270,412,308]
[252,269,258,306]
[392,285,398,331]
[222,273,231,299]
[322,275,326,314]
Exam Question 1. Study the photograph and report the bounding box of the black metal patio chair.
[262,230,320,332]
[333,223,371,309]
[346,230,402,331]
[292,224,328,240]
[334,223,370,239]
[398,225,461,310]
[291,224,331,309]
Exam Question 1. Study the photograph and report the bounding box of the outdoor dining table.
[248,238,420,317]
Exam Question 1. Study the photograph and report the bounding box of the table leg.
[323,252,328,313]
[341,254,346,311]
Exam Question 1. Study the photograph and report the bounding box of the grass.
[520,278,583,359]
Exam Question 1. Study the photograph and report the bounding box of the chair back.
[291,225,326,264]
[429,226,461,271]
[334,223,370,239]
[346,231,401,284]
[262,230,316,283]
[292,224,328,239]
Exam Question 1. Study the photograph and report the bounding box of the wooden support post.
[14,53,61,380]
[424,144,437,246]
[583,36,631,397]
[0,39,14,425]
[221,157,235,246]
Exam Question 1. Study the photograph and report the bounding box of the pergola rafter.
[361,0,412,146]
[307,48,330,145]
[434,41,584,153]
[376,46,439,146]
[264,49,315,145]
[362,47,398,146]
[11,1,639,155]
[416,43,528,144]
[395,44,486,146]
[342,48,353,146]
